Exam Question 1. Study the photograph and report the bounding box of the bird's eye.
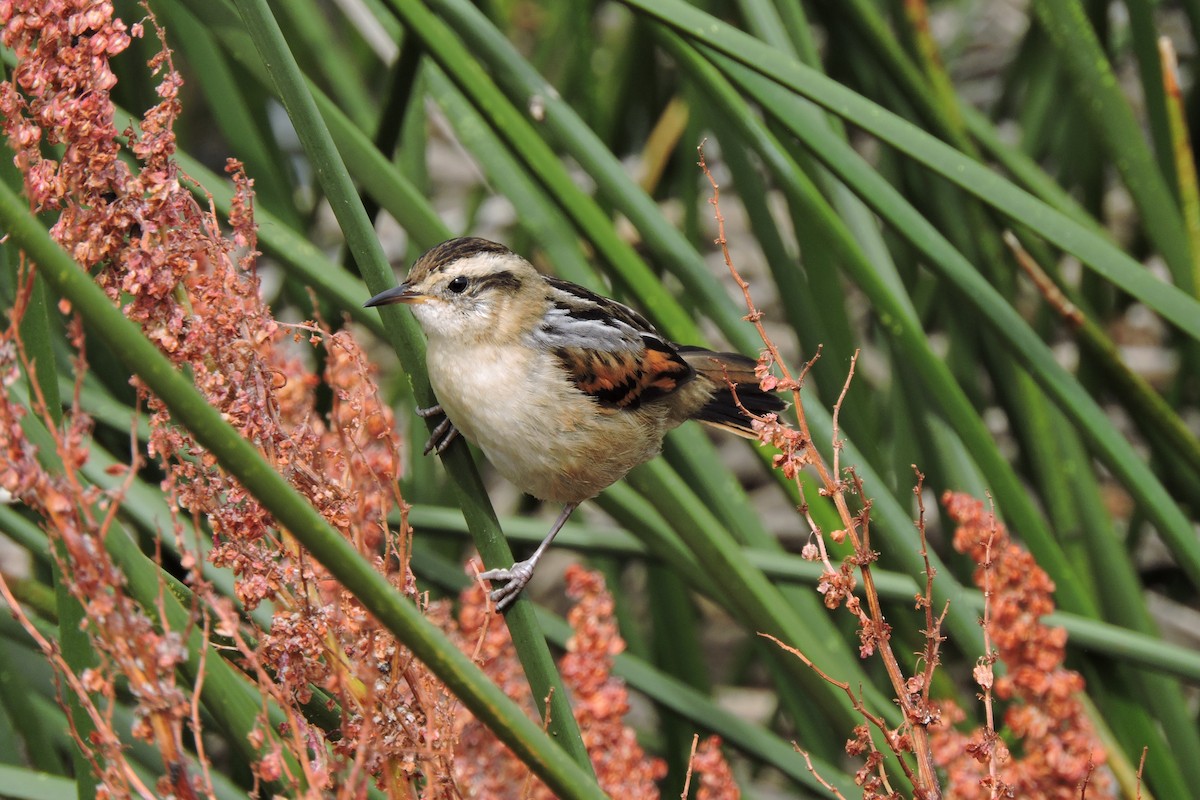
[447,276,469,294]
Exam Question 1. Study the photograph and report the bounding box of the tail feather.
[678,347,787,439]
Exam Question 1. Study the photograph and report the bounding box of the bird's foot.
[416,404,460,455]
[479,559,537,611]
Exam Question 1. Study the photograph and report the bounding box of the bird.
[365,237,785,610]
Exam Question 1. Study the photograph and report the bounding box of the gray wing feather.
[530,277,655,353]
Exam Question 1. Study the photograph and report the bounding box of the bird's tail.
[678,347,787,439]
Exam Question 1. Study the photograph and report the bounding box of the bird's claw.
[423,418,460,456]
[479,560,536,611]
[416,404,460,455]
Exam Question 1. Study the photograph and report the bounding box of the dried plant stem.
[1079,757,1096,798]
[190,614,218,800]
[680,734,700,799]
[980,522,1000,799]
[699,144,943,798]
[914,469,949,719]
[761,633,907,793]
[795,745,849,800]
[0,574,158,799]
[1003,231,1083,325]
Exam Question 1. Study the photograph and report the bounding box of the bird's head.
[365,237,540,342]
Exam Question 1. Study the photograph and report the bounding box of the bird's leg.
[480,501,580,611]
[416,403,460,455]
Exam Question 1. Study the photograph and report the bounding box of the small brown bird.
[366,237,783,609]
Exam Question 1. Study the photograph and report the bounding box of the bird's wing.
[533,277,694,409]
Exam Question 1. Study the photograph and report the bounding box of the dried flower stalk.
[698,143,943,799]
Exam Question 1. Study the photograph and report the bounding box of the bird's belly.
[426,343,664,504]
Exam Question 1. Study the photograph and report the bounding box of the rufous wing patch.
[639,339,693,396]
[555,337,693,409]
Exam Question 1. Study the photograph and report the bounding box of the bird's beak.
[364,282,427,308]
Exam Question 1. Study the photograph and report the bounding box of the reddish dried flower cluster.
[0,2,466,795]
[690,735,740,800]
[0,0,134,217]
[559,564,668,794]
[0,3,197,793]
[448,563,673,798]
[753,412,807,481]
[931,492,1112,799]
[816,560,859,612]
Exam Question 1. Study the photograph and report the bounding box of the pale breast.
[425,341,670,504]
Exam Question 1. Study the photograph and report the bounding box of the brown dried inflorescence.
[560,565,668,794]
[449,563,671,798]
[0,1,455,795]
[0,2,197,794]
[931,492,1112,799]
[690,735,741,800]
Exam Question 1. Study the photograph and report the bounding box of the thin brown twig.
[1002,231,1084,328]
[700,144,798,390]
[191,612,219,800]
[803,506,837,574]
[979,504,1000,799]
[1078,755,1095,798]
[700,149,872,579]
[469,562,495,663]
[680,734,700,800]
[797,346,823,380]
[760,633,918,792]
[723,368,835,574]
[913,468,946,728]
[793,745,849,800]
[831,350,859,482]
